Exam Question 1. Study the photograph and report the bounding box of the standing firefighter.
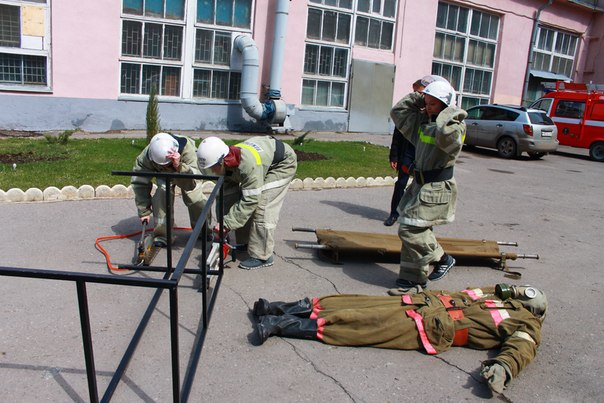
[131,132,208,247]
[197,136,297,270]
[253,285,547,395]
[389,79,467,294]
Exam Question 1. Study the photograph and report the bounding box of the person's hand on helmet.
[480,362,508,394]
[167,149,181,170]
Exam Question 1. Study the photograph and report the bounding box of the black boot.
[252,297,313,318]
[256,314,318,345]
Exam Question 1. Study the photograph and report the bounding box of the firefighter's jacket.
[131,134,201,217]
[222,136,296,231]
[313,287,541,384]
[390,92,467,227]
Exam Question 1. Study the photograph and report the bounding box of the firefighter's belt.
[414,166,453,185]
[437,295,469,346]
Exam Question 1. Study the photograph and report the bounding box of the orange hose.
[95,226,191,272]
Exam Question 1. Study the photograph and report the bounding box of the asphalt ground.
[0,134,602,402]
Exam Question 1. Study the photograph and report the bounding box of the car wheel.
[497,137,517,159]
[589,141,604,162]
[529,152,545,160]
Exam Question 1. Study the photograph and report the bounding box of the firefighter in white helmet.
[389,79,467,295]
[131,132,208,247]
[197,136,297,270]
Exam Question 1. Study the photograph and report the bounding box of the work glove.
[480,362,507,394]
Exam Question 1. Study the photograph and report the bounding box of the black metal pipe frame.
[0,171,226,402]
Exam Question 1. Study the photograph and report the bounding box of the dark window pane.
[162,66,180,96]
[380,22,393,49]
[304,44,319,74]
[302,79,315,104]
[331,82,345,107]
[357,0,369,13]
[0,5,20,47]
[198,0,214,23]
[228,72,241,99]
[436,3,447,29]
[325,0,338,7]
[384,0,396,18]
[195,29,213,63]
[212,70,228,98]
[121,63,140,93]
[333,48,347,77]
[368,19,380,48]
[145,0,163,18]
[23,55,46,85]
[373,0,381,13]
[307,8,322,40]
[458,7,468,33]
[446,5,458,31]
[0,53,21,83]
[355,16,368,46]
[336,13,351,44]
[319,47,333,75]
[163,25,183,60]
[216,0,233,26]
[166,0,185,20]
[234,0,251,28]
[193,69,211,97]
[142,64,161,94]
[214,31,231,65]
[322,11,337,42]
[143,23,162,58]
[316,81,329,105]
[122,20,142,57]
[123,0,143,15]
[339,0,352,9]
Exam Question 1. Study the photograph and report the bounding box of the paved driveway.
[0,145,602,402]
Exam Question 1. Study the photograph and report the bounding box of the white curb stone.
[95,185,112,198]
[61,186,79,200]
[43,186,63,201]
[289,178,303,190]
[111,184,130,198]
[25,188,44,202]
[6,188,25,202]
[78,185,95,199]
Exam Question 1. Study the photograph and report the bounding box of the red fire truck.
[530,81,604,162]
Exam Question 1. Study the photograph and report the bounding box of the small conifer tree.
[146,84,161,143]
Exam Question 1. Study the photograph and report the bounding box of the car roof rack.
[492,104,527,112]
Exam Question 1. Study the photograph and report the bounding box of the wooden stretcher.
[293,228,539,278]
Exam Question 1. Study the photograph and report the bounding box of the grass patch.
[0,137,392,190]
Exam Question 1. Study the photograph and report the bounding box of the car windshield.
[528,111,554,125]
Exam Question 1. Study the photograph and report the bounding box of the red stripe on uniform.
[406,310,437,355]
[316,317,326,341]
[310,297,322,320]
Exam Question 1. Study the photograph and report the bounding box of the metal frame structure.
[0,171,226,402]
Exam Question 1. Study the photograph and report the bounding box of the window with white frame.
[302,3,352,107]
[533,26,578,78]
[120,0,250,100]
[432,2,499,109]
[0,0,49,90]
[354,0,396,50]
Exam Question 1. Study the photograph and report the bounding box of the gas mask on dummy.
[495,284,547,322]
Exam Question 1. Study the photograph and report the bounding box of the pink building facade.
[0,0,602,133]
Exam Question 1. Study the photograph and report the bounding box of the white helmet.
[149,133,179,165]
[197,136,230,169]
[423,80,456,107]
[420,74,448,87]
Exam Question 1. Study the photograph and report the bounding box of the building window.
[197,0,252,29]
[354,0,396,50]
[533,26,578,78]
[432,2,499,109]
[121,0,250,100]
[0,1,50,90]
[192,28,241,99]
[302,3,352,107]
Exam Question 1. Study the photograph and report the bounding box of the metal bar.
[170,287,180,402]
[497,241,518,247]
[295,243,329,250]
[292,227,316,233]
[76,281,99,403]
[166,177,173,273]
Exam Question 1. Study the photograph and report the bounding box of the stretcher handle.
[295,243,329,250]
[497,241,518,247]
[292,227,316,233]
[505,253,540,260]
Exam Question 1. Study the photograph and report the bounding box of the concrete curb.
[0,176,398,203]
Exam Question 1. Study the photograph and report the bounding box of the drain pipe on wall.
[234,0,289,128]
[522,0,554,106]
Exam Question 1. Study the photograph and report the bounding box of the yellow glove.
[480,362,507,394]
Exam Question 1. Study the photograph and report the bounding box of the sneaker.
[239,255,274,270]
[387,279,427,296]
[383,215,398,226]
[428,254,455,281]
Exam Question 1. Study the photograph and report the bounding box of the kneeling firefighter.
[197,136,297,270]
[131,132,209,247]
[252,284,547,395]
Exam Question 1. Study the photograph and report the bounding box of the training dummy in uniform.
[196,136,297,270]
[252,284,546,395]
[389,79,467,294]
[131,132,208,247]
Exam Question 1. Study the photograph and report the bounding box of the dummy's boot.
[252,297,313,318]
[256,314,318,345]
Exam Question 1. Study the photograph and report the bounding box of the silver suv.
[464,104,559,159]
